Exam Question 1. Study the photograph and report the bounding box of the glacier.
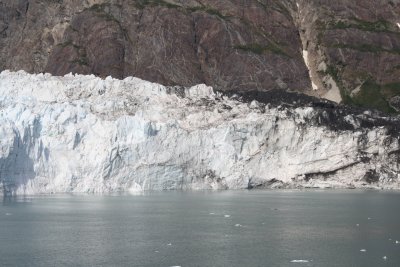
[0,70,399,195]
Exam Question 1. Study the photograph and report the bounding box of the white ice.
[0,70,399,195]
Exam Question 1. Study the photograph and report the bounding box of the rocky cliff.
[0,71,399,195]
[1,0,400,112]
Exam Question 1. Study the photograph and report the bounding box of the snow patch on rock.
[322,76,342,103]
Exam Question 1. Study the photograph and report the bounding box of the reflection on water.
[1,190,400,267]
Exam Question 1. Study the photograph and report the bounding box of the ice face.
[0,70,399,195]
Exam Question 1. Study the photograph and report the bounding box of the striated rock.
[0,0,311,93]
[0,71,399,195]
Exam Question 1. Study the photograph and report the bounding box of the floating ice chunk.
[290,260,309,263]
[383,256,387,260]
[367,217,371,220]
[154,250,159,253]
[356,224,360,227]
[209,213,215,215]
[397,23,400,29]
[5,213,11,216]
[234,224,243,227]
[167,243,172,246]
[224,215,231,218]
[360,249,366,252]
[396,240,399,244]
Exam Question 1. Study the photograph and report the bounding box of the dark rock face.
[47,7,126,78]
[1,0,400,112]
[0,0,310,93]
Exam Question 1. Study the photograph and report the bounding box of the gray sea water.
[1,190,400,267]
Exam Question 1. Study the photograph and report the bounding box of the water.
[1,190,400,267]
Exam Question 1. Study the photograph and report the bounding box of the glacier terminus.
[0,70,399,195]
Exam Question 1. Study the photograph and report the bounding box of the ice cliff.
[0,70,399,195]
